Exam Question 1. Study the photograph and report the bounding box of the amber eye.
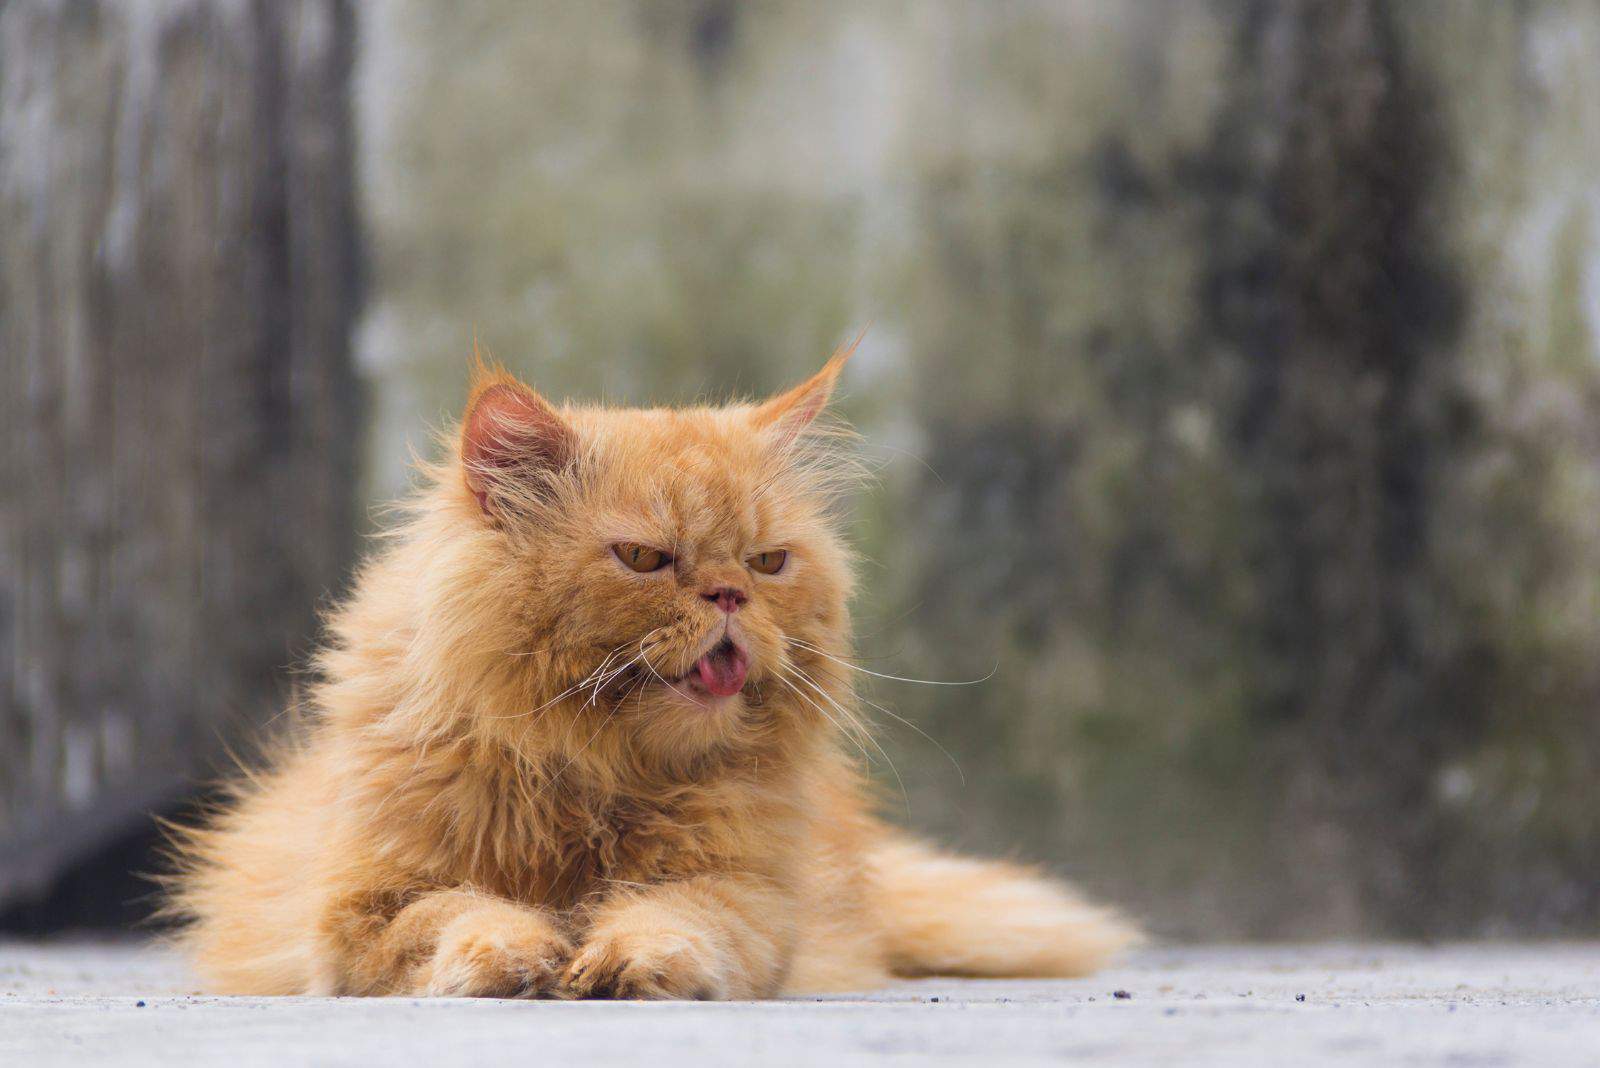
[747,549,788,575]
[614,543,671,573]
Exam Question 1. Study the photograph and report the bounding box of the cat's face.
[459,350,856,759]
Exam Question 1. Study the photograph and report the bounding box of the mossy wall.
[356,0,1600,937]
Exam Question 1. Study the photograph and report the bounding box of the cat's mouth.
[596,635,751,707]
[680,637,749,699]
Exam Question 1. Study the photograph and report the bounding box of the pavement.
[2,941,1596,1066]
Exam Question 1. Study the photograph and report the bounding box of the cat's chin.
[623,661,758,760]
[660,681,742,711]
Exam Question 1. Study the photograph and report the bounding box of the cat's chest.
[451,758,777,907]
[511,793,700,902]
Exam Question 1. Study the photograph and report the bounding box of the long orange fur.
[166,344,1137,998]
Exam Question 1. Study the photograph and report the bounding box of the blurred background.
[4,0,1600,941]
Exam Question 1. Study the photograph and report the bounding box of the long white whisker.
[786,663,891,756]
[616,662,653,708]
[788,646,964,786]
[583,644,636,704]
[584,624,673,707]
[776,670,877,771]
[788,637,997,687]
[481,678,589,721]
[532,704,619,801]
[781,665,911,819]
[637,634,702,707]
[614,637,666,709]
[586,649,643,708]
[852,686,966,786]
[533,639,670,800]
[486,629,665,721]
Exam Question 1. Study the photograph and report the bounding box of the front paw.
[563,925,727,1000]
[424,913,573,998]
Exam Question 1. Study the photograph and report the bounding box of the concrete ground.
[2,941,1596,1066]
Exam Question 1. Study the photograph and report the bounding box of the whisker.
[528,639,672,796]
[787,639,966,785]
[583,643,639,705]
[586,651,640,708]
[785,663,887,752]
[781,665,911,820]
[584,626,672,708]
[480,678,589,721]
[532,699,623,801]
[788,637,998,687]
[484,628,666,721]
[775,670,878,771]
[852,687,965,786]
[787,643,907,664]
[501,637,595,659]
[613,639,664,709]
[636,633,702,708]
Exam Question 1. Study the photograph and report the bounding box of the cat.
[165,342,1137,999]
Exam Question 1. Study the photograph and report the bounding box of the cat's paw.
[562,925,728,1000]
[423,912,573,998]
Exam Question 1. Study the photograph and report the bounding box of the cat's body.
[169,350,1135,998]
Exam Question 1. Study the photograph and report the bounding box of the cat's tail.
[868,836,1141,978]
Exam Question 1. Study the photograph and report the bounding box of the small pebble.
[135,1000,146,1008]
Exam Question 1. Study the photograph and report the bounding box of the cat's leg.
[321,887,573,997]
[562,874,795,1000]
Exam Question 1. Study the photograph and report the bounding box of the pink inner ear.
[753,335,861,446]
[461,383,572,513]
[760,377,835,448]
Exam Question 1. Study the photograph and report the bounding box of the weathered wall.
[357,0,1600,938]
[0,0,361,918]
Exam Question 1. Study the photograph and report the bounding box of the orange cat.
[167,343,1136,998]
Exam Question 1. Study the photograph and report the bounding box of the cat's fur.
[166,346,1136,998]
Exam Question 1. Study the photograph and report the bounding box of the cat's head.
[443,343,861,761]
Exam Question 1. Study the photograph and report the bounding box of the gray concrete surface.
[2,941,1596,1066]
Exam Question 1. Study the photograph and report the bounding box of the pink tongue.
[695,643,748,697]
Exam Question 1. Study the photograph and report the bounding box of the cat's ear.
[460,368,575,517]
[751,334,860,446]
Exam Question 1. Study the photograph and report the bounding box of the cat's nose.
[701,585,748,613]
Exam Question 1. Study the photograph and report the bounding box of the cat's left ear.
[460,369,575,517]
[751,334,861,446]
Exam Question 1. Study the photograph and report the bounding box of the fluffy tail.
[870,837,1140,978]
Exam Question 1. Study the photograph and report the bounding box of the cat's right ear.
[460,372,575,518]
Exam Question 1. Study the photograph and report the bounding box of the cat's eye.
[747,549,788,575]
[614,543,672,573]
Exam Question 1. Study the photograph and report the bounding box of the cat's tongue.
[694,640,748,698]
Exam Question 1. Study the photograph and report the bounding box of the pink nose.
[702,586,747,613]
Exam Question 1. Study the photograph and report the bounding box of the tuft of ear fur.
[752,333,861,447]
[460,356,575,517]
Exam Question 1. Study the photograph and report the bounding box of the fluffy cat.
[167,344,1136,999]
